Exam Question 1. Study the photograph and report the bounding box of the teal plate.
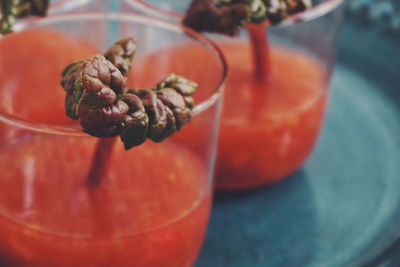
[196,21,400,267]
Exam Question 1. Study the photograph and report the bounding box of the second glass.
[124,0,345,190]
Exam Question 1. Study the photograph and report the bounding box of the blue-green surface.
[195,21,400,267]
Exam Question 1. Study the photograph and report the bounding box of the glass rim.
[124,0,345,26]
[48,0,91,14]
[1,12,227,137]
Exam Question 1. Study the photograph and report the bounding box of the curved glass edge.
[1,12,227,136]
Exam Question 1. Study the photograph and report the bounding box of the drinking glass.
[0,12,226,266]
[123,0,345,190]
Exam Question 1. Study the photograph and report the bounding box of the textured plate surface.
[196,20,400,267]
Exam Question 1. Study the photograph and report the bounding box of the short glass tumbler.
[0,12,226,266]
[123,0,345,190]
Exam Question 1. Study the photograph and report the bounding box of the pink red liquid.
[0,29,212,266]
[132,42,327,190]
[0,28,96,124]
[216,42,327,189]
[0,137,211,267]
[0,29,96,144]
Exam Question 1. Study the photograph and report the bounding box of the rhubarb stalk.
[247,22,271,83]
[87,138,117,187]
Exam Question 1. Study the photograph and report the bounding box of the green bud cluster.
[61,38,197,150]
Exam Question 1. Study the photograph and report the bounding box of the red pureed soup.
[0,137,211,267]
[0,21,222,266]
[216,42,327,190]
[0,29,94,125]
